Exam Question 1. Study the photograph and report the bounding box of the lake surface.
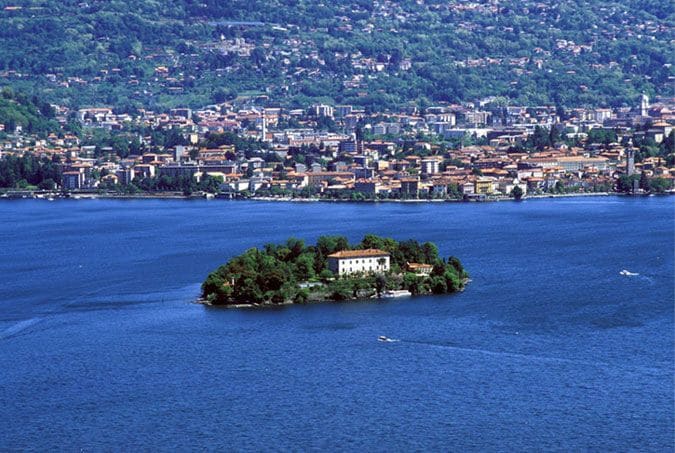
[0,197,673,451]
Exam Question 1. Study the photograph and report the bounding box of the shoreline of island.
[200,235,470,309]
[196,277,472,309]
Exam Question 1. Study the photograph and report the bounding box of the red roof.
[327,249,389,259]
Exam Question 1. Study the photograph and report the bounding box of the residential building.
[400,177,420,197]
[327,249,391,276]
[421,157,441,175]
[406,263,434,276]
[62,171,84,190]
[474,177,495,194]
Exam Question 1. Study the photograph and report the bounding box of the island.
[201,234,469,307]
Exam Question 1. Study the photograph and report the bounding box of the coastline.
[196,296,333,310]
[2,190,666,203]
[197,278,471,310]
[197,294,398,310]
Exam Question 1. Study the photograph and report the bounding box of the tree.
[328,279,353,301]
[443,268,462,292]
[430,276,448,294]
[199,174,222,193]
[319,269,334,283]
[294,289,309,304]
[661,131,674,154]
[587,128,617,145]
[549,124,562,145]
[616,174,639,193]
[360,234,386,250]
[650,178,672,193]
[639,172,651,192]
[511,185,524,200]
[375,274,387,296]
[531,126,551,150]
[403,273,424,295]
[38,178,56,190]
[294,253,316,281]
[421,242,439,263]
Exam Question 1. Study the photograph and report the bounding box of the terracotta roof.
[327,249,389,259]
[407,263,433,269]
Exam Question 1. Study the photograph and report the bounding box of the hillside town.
[1,94,674,200]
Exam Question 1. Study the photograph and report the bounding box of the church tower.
[640,94,649,117]
[626,149,635,176]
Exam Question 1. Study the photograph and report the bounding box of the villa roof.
[327,249,389,259]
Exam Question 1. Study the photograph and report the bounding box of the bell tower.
[640,94,649,117]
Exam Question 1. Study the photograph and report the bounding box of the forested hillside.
[0,88,60,134]
[0,0,672,110]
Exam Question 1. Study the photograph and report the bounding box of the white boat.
[378,336,398,343]
[381,290,412,298]
[619,269,639,276]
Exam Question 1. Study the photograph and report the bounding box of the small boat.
[378,336,398,343]
[619,269,639,276]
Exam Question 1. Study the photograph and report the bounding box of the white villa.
[327,249,390,276]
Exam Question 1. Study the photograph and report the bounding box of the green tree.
[328,279,353,301]
[403,273,424,295]
[293,253,316,281]
[616,174,639,193]
[529,126,551,150]
[639,172,651,192]
[319,269,334,282]
[650,178,672,193]
[511,185,524,200]
[38,178,56,190]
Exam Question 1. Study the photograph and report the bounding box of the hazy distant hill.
[0,0,672,110]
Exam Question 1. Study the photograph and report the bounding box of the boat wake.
[619,269,639,277]
[399,339,615,367]
[0,317,42,340]
[617,270,658,286]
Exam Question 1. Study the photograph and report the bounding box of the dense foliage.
[0,88,60,135]
[120,174,223,196]
[0,1,672,110]
[201,234,468,305]
[0,153,61,189]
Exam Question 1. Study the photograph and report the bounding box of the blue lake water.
[0,197,673,451]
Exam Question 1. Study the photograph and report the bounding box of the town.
[1,93,673,201]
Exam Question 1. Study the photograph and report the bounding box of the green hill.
[0,1,672,110]
[0,88,60,135]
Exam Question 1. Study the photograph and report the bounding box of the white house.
[327,249,390,276]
